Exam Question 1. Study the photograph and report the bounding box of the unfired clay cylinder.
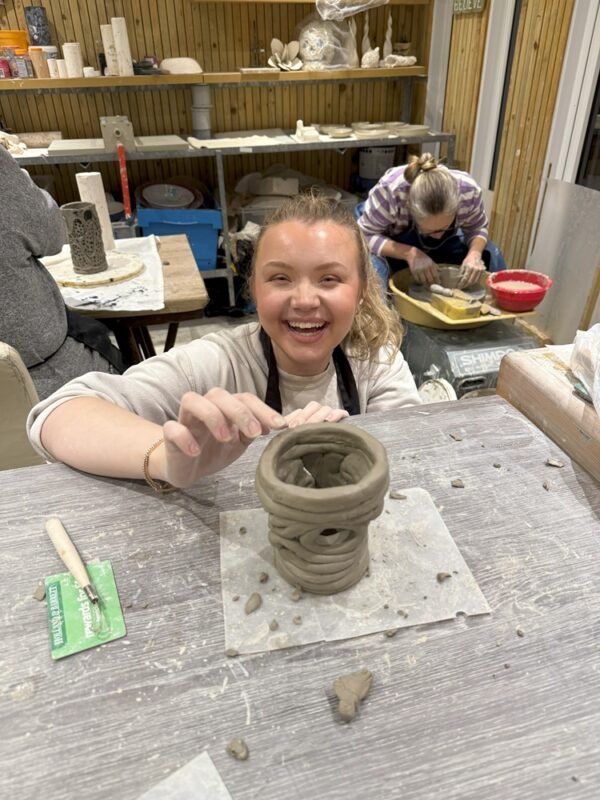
[56,59,68,79]
[255,423,389,594]
[76,172,116,252]
[28,47,50,79]
[62,43,84,78]
[47,58,60,79]
[111,17,134,77]
[100,23,120,76]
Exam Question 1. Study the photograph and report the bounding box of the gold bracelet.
[143,438,176,493]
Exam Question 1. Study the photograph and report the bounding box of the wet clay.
[334,669,373,722]
[226,738,249,760]
[255,424,389,595]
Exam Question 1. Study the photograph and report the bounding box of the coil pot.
[255,423,389,594]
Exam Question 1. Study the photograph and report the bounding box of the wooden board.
[497,348,600,482]
[44,250,145,288]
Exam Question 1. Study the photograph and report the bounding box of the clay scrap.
[226,738,249,761]
[333,669,373,722]
[244,592,262,614]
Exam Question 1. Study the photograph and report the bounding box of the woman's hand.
[284,401,349,428]
[459,252,486,288]
[160,388,287,488]
[406,247,439,285]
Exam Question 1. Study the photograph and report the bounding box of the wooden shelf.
[0,75,205,91]
[190,0,428,4]
[0,67,426,93]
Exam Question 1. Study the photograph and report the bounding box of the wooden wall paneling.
[496,2,539,256]
[443,6,489,170]
[491,0,575,267]
[512,1,570,261]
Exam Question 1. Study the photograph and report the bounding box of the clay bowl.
[487,269,553,312]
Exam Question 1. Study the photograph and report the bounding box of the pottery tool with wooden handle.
[45,517,99,604]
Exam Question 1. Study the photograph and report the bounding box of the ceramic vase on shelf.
[60,202,108,274]
[24,6,51,46]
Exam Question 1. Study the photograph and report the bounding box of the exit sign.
[454,0,486,13]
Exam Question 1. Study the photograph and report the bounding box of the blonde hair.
[404,153,459,222]
[249,193,402,360]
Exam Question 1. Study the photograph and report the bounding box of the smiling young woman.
[29,195,421,489]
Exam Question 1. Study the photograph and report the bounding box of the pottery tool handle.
[116,142,132,220]
[45,517,99,603]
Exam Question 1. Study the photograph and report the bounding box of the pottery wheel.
[44,249,145,288]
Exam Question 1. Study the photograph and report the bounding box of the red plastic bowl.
[486,269,553,312]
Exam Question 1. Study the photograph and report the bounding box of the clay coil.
[255,423,389,594]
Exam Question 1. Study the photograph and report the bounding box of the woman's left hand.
[459,252,486,288]
[284,401,349,428]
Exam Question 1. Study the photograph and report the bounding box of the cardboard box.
[497,348,600,482]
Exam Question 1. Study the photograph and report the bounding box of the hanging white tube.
[75,172,116,252]
[111,17,134,77]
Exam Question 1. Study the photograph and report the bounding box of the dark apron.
[259,328,360,416]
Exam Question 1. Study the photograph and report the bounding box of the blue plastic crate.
[136,207,222,271]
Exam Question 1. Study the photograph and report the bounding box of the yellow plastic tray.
[389,271,530,330]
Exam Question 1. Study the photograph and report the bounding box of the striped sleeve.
[357,167,412,256]
[453,172,488,243]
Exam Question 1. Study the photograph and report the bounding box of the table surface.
[2,397,599,800]
[74,235,209,319]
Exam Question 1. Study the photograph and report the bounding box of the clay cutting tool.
[45,517,99,604]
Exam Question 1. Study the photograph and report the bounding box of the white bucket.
[359,146,396,180]
[192,85,211,107]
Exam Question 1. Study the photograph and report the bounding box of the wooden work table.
[75,234,210,362]
[1,397,599,799]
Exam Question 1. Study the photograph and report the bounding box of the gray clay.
[226,738,249,761]
[389,489,407,500]
[493,463,501,469]
[449,432,463,441]
[225,648,239,658]
[290,588,302,602]
[333,669,373,722]
[545,458,564,468]
[384,628,398,637]
[269,619,279,631]
[245,592,262,614]
[451,478,465,488]
[293,615,302,625]
[437,572,452,583]
[232,594,240,602]
[259,572,269,584]
[543,481,550,491]
[255,423,389,595]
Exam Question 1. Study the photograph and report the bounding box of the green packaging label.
[45,560,126,660]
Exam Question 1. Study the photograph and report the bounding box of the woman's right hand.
[159,388,287,488]
[406,247,439,284]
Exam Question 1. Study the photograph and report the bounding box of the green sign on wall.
[453,0,486,14]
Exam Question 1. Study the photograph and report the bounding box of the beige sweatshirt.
[27,322,421,459]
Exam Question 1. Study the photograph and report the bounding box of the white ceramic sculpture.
[380,54,417,68]
[361,47,380,69]
[268,38,302,71]
[347,19,359,69]
[382,12,393,59]
[298,21,339,71]
[361,12,371,56]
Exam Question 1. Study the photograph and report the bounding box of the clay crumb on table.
[451,478,465,489]
[244,592,262,614]
[437,572,452,583]
[226,738,249,761]
[333,669,373,722]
